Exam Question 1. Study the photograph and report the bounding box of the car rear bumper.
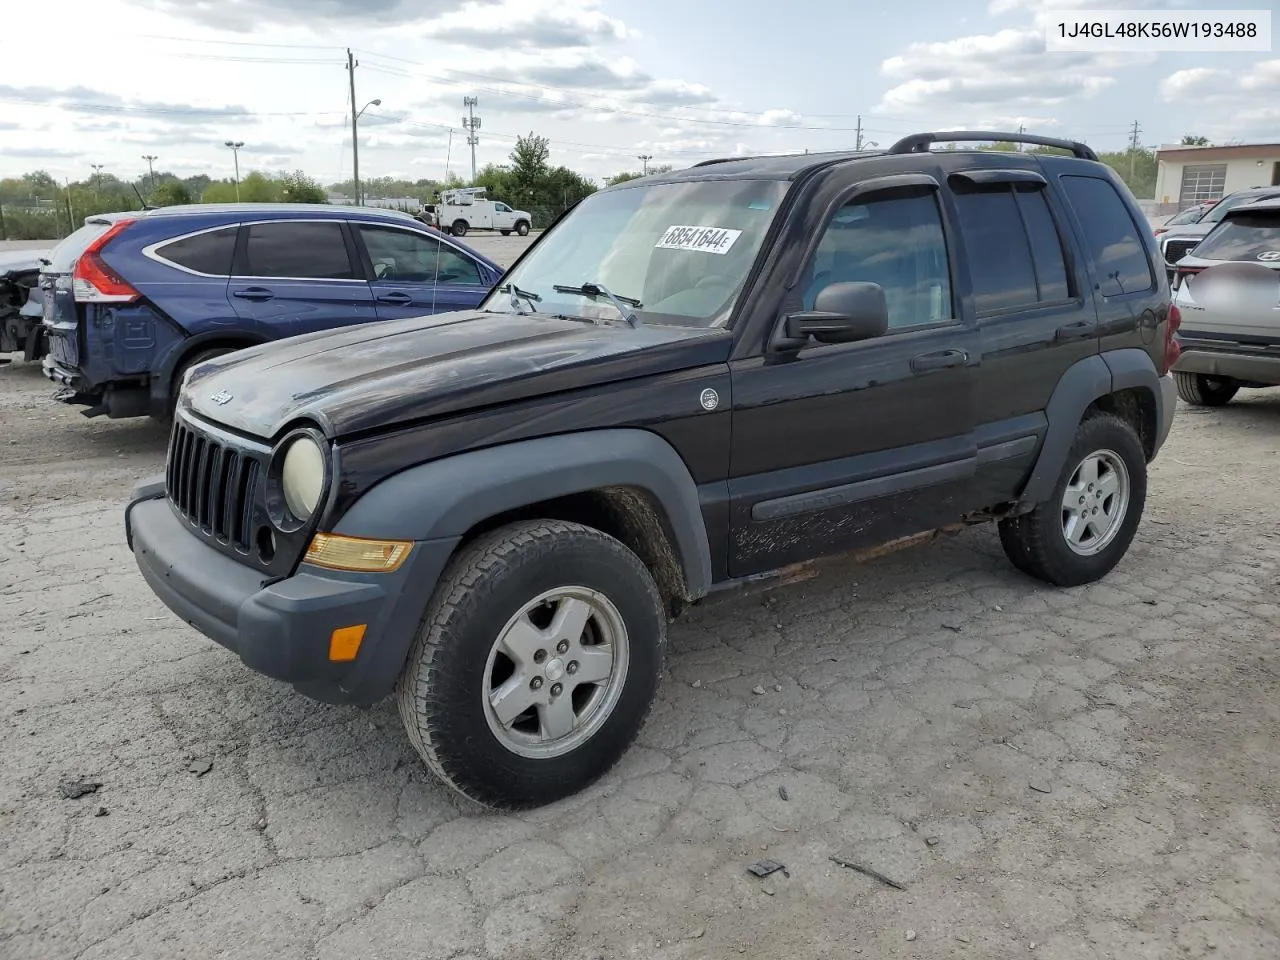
[1174,343,1280,386]
[126,477,460,705]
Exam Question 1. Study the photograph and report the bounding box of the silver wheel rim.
[1060,448,1130,557]
[482,586,629,759]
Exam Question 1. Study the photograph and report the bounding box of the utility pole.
[638,154,652,176]
[224,141,244,201]
[1017,123,1026,152]
[1128,119,1142,185]
[90,164,104,194]
[855,115,863,151]
[463,96,480,183]
[347,49,362,205]
[142,155,158,192]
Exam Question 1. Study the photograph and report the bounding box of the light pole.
[353,97,382,206]
[142,155,158,193]
[638,154,652,176]
[224,141,244,201]
[90,163,104,194]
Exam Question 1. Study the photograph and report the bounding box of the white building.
[1153,142,1280,214]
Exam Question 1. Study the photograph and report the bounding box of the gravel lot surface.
[3,231,1279,960]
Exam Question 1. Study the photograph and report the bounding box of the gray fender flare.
[334,429,714,599]
[1020,349,1164,505]
[1019,355,1112,506]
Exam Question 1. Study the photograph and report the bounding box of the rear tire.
[396,520,666,809]
[165,347,236,420]
[998,413,1146,587]
[451,220,469,237]
[1174,371,1238,406]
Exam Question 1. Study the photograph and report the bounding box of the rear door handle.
[232,287,274,302]
[911,348,968,373]
[375,292,413,305]
[1055,320,1095,342]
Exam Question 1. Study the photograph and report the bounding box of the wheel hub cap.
[482,587,630,759]
[1060,448,1130,557]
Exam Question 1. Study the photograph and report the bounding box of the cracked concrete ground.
[3,249,1279,958]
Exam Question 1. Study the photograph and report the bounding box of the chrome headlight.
[280,435,327,520]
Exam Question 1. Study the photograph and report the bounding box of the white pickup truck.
[422,188,533,238]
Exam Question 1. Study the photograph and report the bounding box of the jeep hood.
[182,310,731,439]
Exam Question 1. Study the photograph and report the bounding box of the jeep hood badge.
[210,389,233,405]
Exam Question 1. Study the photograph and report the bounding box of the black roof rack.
[888,131,1098,162]
[691,156,756,168]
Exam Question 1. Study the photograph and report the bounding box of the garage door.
[1179,164,1227,208]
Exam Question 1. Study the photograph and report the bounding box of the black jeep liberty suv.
[126,132,1179,809]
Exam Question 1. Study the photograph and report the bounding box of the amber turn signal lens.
[328,624,367,662]
[304,533,413,573]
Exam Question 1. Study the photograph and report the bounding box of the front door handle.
[375,292,413,305]
[911,348,968,373]
[232,287,274,302]
[1055,320,1095,342]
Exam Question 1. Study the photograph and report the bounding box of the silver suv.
[1171,197,1280,406]
[1159,186,1280,279]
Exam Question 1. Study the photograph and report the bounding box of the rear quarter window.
[154,226,238,276]
[1193,214,1280,262]
[1061,175,1154,297]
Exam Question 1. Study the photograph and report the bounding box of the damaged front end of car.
[0,250,52,364]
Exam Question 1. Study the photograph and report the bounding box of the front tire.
[396,520,666,809]
[998,413,1147,587]
[1174,371,1238,406]
[515,220,530,237]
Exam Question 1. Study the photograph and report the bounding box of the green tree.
[1181,134,1211,146]
[150,181,192,207]
[510,132,551,189]
[606,171,644,185]
[280,171,327,203]
[1097,148,1157,199]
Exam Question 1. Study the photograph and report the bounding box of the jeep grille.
[166,418,260,551]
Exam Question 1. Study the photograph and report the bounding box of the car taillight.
[1164,303,1182,372]
[73,219,139,303]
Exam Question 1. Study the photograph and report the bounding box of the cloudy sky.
[1,0,1275,186]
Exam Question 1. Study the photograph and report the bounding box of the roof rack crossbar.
[888,131,1098,162]
[691,156,754,167]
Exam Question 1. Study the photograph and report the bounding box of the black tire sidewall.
[1040,414,1147,584]
[516,221,530,236]
[413,526,664,807]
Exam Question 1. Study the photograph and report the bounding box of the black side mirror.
[783,281,889,345]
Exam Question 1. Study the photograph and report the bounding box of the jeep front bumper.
[125,477,459,705]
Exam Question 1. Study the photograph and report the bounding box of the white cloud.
[133,0,498,31]
[421,1,631,49]
[1159,59,1280,142]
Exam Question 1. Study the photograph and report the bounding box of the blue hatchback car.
[41,204,504,419]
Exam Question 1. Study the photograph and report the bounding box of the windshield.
[481,178,789,327]
[1193,214,1280,262]
[1165,205,1205,226]
[1203,193,1276,224]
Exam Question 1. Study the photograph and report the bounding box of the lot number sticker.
[655,225,742,255]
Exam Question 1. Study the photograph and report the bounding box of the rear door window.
[1060,176,1154,297]
[1192,214,1280,262]
[951,181,1071,313]
[237,221,357,280]
[154,226,238,276]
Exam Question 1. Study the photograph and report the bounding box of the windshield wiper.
[500,282,542,314]
[551,282,642,327]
